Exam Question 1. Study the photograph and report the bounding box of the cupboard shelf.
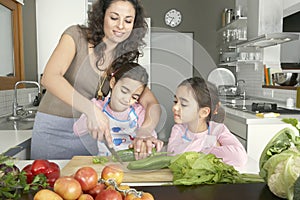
[217,17,247,33]
[217,17,248,64]
[219,60,262,67]
[262,85,297,90]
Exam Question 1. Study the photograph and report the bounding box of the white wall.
[35,0,87,80]
[283,0,300,17]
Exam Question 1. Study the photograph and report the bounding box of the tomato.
[118,184,130,198]
[124,192,154,200]
[53,176,82,200]
[74,166,98,191]
[22,164,34,184]
[31,160,50,175]
[140,192,155,200]
[101,164,124,185]
[33,189,63,200]
[87,182,106,198]
[22,160,60,187]
[95,188,122,200]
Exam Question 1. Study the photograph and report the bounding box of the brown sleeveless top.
[38,25,99,118]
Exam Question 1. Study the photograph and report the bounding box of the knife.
[103,138,124,165]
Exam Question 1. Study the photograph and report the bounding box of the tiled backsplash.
[0,88,39,117]
[237,64,297,104]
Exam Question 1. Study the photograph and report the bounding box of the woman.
[31,0,161,160]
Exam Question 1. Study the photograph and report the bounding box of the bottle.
[222,8,228,27]
[296,87,300,108]
[225,9,233,25]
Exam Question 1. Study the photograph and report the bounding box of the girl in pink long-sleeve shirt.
[73,62,163,157]
[167,77,247,167]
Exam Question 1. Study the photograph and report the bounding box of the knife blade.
[103,138,124,165]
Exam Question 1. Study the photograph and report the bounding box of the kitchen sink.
[0,114,35,130]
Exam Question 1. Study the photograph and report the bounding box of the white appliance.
[151,31,193,141]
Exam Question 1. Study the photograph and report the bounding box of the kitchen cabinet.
[223,107,296,162]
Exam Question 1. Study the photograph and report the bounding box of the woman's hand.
[86,104,113,147]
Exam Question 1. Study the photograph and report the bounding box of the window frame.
[0,0,24,90]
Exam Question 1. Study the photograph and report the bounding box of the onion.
[0,163,20,177]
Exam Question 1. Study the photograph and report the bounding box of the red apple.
[53,176,82,200]
[74,166,98,191]
[95,188,122,200]
[87,182,106,199]
[101,164,124,185]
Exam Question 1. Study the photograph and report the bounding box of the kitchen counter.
[222,96,300,125]
[14,155,260,187]
[0,130,32,158]
[15,157,276,200]
[19,183,281,200]
[222,98,300,162]
[134,183,281,200]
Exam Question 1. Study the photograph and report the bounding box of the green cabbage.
[259,120,300,200]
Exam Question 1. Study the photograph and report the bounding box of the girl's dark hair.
[178,77,225,123]
[79,0,148,65]
[178,76,220,122]
[102,61,148,96]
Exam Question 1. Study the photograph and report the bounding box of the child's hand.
[216,141,221,146]
[129,138,164,160]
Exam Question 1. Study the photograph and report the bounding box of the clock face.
[165,9,182,27]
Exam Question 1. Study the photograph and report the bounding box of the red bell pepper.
[22,160,60,187]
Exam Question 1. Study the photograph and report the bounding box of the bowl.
[273,72,298,86]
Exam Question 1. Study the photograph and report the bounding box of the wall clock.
[164,9,182,27]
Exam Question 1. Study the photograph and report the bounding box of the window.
[0,0,24,90]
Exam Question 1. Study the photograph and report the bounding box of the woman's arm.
[133,87,162,159]
[41,34,112,145]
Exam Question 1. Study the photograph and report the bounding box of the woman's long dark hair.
[79,0,148,65]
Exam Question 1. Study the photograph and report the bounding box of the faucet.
[11,81,41,119]
[237,79,246,98]
[236,79,247,109]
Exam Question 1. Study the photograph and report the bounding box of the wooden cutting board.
[61,156,173,183]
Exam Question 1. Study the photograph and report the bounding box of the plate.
[207,68,236,87]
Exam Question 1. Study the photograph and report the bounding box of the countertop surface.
[15,158,278,200]
[0,130,32,155]
[14,155,260,187]
[222,96,300,125]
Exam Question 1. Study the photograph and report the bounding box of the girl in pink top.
[167,77,247,167]
[74,62,163,157]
